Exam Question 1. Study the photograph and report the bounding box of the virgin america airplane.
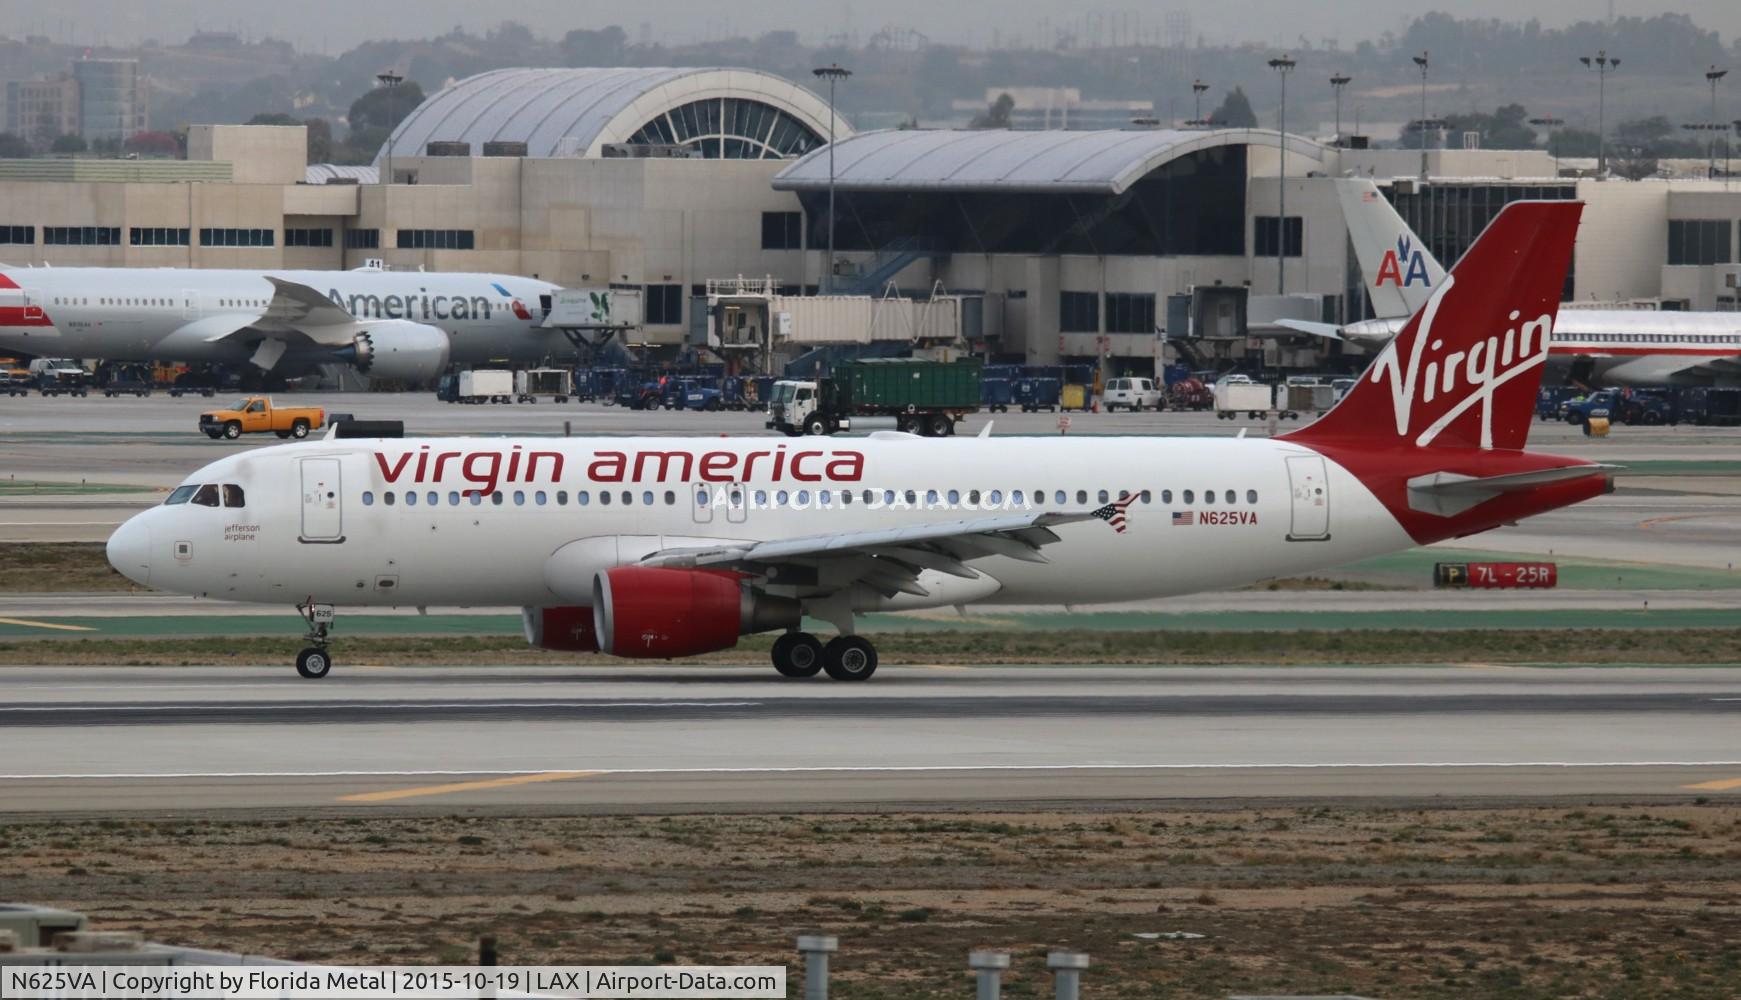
[106,202,1611,682]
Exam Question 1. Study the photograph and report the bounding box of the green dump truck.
[766,358,983,437]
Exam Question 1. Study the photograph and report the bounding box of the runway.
[3,665,1739,814]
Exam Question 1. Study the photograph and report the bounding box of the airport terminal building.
[0,64,1735,370]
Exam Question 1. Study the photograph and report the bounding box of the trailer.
[1213,378,1273,419]
[516,368,573,403]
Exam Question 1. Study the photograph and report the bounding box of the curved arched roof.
[375,67,850,165]
[772,128,1326,196]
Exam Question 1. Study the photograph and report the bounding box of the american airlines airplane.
[0,264,565,382]
[1281,180,1741,386]
[105,202,1612,682]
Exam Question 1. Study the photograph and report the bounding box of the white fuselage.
[0,267,565,366]
[1346,309,1741,386]
[110,434,1408,612]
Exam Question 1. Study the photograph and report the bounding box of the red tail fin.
[1286,200,1582,452]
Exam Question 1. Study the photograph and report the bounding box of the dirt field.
[7,805,1740,998]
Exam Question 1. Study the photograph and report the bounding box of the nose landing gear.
[295,601,336,679]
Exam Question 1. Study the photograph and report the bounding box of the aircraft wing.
[190,277,366,348]
[639,507,1119,599]
[1599,352,1741,386]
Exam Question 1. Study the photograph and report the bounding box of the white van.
[1103,377,1163,412]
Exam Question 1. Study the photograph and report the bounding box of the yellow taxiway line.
[338,770,603,803]
[0,617,97,632]
[1683,777,1741,791]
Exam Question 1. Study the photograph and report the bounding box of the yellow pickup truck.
[198,396,325,440]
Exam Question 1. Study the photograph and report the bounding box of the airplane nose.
[106,515,151,586]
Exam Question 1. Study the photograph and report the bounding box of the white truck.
[1102,376,1164,412]
[439,369,515,404]
[1212,377,1273,420]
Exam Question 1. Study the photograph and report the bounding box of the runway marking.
[0,700,761,713]
[1683,777,1741,791]
[338,770,603,802]
[4,761,1741,781]
[1638,512,1739,531]
[0,616,97,632]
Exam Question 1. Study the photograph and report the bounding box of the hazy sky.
[4,0,1737,52]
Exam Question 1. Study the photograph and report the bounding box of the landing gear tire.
[822,635,878,681]
[295,647,332,679]
[771,632,825,678]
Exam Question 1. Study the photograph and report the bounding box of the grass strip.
[1,627,1737,666]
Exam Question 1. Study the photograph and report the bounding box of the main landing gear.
[295,601,336,679]
[770,631,878,681]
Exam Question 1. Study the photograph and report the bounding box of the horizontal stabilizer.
[1407,464,1619,516]
[1274,319,1343,340]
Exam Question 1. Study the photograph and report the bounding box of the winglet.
[978,422,993,438]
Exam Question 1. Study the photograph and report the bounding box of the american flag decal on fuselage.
[1091,491,1140,534]
[1171,511,1194,526]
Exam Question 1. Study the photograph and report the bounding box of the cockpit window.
[191,484,221,507]
[222,484,245,507]
[164,485,197,505]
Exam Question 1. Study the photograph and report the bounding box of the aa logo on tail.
[1375,236,1432,288]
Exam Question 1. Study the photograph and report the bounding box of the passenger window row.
[362,489,683,508]
[357,487,1260,509]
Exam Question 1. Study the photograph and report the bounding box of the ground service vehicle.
[517,368,573,403]
[30,358,89,396]
[1563,390,1619,426]
[766,358,982,437]
[198,397,324,440]
[1680,386,1741,426]
[1014,376,1061,412]
[99,363,155,397]
[1213,378,1272,419]
[438,369,515,405]
[105,202,1613,683]
[1103,377,1163,412]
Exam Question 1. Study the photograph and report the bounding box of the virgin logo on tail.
[1367,275,1554,449]
[1375,236,1432,288]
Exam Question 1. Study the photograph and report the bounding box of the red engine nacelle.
[522,605,600,652]
[592,566,798,659]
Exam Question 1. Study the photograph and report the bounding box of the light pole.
[1268,54,1295,295]
[1191,79,1208,126]
[1529,116,1565,175]
[812,63,851,294]
[1706,66,1729,178]
[375,71,403,185]
[1412,52,1430,179]
[1579,51,1619,177]
[1330,73,1351,145]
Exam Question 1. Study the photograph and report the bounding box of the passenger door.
[1285,455,1330,541]
[299,458,344,543]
